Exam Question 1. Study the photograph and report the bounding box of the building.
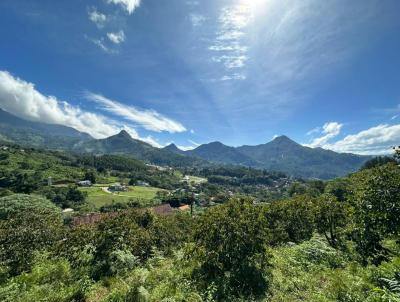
[108,183,128,192]
[136,180,150,187]
[77,180,92,187]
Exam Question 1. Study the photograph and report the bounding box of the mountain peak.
[164,143,180,150]
[116,130,132,139]
[272,135,297,144]
[207,141,226,147]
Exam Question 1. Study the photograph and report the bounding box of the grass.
[79,185,163,209]
[186,175,207,184]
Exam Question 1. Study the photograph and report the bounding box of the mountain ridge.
[0,108,372,179]
[164,135,372,179]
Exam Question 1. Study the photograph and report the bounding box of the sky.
[0,0,400,155]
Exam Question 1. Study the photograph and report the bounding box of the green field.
[186,175,207,184]
[79,186,163,209]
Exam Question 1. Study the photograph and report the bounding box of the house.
[182,175,190,182]
[136,180,150,187]
[108,183,128,192]
[77,180,92,187]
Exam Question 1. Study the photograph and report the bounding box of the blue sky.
[0,0,400,154]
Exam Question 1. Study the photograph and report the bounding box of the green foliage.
[314,193,352,248]
[361,156,397,170]
[0,253,89,302]
[325,178,350,202]
[349,164,400,264]
[265,195,316,244]
[0,193,59,219]
[0,194,63,275]
[84,170,97,184]
[40,186,87,208]
[108,249,139,276]
[192,198,272,300]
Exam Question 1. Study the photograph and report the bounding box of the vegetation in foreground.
[0,144,400,301]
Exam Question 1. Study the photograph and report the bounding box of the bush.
[192,198,272,300]
[0,195,63,275]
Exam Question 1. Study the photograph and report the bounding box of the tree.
[288,182,308,197]
[65,186,86,207]
[325,178,350,202]
[265,195,316,244]
[349,163,400,264]
[361,156,396,170]
[314,193,352,248]
[11,172,40,194]
[192,198,272,300]
[84,170,96,184]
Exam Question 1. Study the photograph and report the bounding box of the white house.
[77,180,92,187]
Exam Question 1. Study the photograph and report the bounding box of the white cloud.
[90,37,116,54]
[307,126,321,136]
[174,145,192,151]
[107,0,141,14]
[84,92,186,133]
[190,14,206,27]
[88,8,107,28]
[0,70,163,147]
[322,124,400,155]
[188,139,200,146]
[220,73,246,81]
[308,122,343,147]
[392,115,398,120]
[305,121,400,155]
[107,31,125,44]
[210,3,253,81]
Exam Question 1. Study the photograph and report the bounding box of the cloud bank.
[306,121,400,155]
[0,70,181,147]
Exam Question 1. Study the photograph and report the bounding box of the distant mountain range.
[0,108,372,179]
[166,136,371,179]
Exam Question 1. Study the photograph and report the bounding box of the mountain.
[163,143,186,155]
[236,135,370,179]
[0,108,92,149]
[185,141,259,166]
[74,130,205,167]
[178,136,371,179]
[0,108,371,178]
